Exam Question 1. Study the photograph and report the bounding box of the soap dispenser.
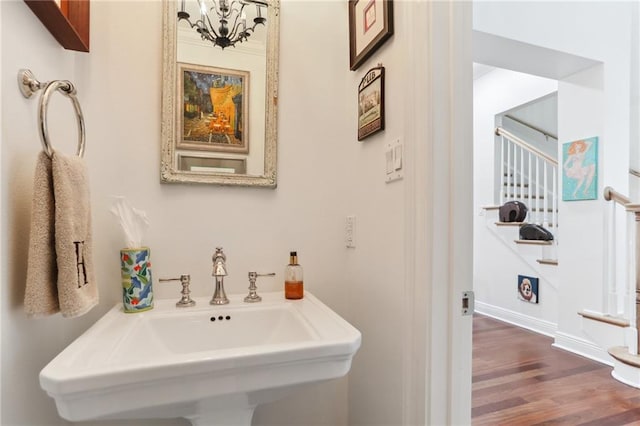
[285,251,304,299]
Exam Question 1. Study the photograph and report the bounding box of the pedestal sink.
[39,292,361,425]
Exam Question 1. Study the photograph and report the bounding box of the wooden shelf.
[24,0,90,52]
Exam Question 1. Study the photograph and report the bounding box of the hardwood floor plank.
[472,397,529,418]
[473,361,548,383]
[473,314,640,425]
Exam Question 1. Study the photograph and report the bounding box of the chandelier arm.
[203,12,222,39]
[227,16,244,41]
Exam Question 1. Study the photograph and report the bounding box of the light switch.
[394,144,402,170]
[386,148,394,174]
[385,138,404,183]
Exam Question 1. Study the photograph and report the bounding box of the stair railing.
[495,127,558,229]
[604,186,639,355]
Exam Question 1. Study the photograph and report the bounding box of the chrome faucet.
[210,247,229,305]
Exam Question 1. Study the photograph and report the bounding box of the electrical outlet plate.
[346,215,356,248]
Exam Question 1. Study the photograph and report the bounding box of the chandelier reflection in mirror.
[178,0,268,49]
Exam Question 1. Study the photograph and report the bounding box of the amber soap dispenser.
[285,251,304,299]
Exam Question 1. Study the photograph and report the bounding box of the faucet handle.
[244,272,276,303]
[159,274,196,307]
[212,247,228,277]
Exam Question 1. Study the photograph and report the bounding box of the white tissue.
[110,196,150,249]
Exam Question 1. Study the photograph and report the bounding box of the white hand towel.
[24,150,98,318]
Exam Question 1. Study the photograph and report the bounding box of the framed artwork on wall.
[562,137,598,201]
[517,275,539,304]
[177,63,250,154]
[357,65,385,141]
[349,0,393,71]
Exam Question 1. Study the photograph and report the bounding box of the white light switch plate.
[386,138,403,183]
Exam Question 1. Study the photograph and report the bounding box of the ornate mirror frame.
[160,0,279,187]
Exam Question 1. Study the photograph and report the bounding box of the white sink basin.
[40,292,361,425]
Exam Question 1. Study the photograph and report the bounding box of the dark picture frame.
[517,275,539,304]
[349,0,393,71]
[357,66,385,141]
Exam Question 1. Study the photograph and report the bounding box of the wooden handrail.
[604,186,632,205]
[504,114,558,140]
[603,186,640,213]
[495,127,558,166]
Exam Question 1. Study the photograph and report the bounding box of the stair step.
[609,346,640,367]
[514,239,553,246]
[482,205,500,211]
[579,311,629,328]
[495,221,526,226]
[537,258,558,266]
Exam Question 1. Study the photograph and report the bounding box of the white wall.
[473,68,559,333]
[473,1,637,362]
[1,2,355,425]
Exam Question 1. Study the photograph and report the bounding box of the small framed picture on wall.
[357,65,385,140]
[349,0,393,70]
[517,275,539,304]
[562,137,598,201]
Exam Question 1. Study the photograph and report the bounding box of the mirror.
[160,0,279,187]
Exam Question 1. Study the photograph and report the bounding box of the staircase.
[481,128,640,388]
[578,186,640,388]
[487,127,559,267]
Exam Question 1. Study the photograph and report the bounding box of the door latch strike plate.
[462,291,474,316]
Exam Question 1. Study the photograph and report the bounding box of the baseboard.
[553,331,613,366]
[476,301,614,366]
[475,301,557,337]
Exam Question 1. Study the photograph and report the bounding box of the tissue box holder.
[120,247,154,313]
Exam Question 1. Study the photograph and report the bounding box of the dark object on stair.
[499,201,528,222]
[520,224,554,241]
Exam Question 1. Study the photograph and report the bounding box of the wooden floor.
[473,314,640,425]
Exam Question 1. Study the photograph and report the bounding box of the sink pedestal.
[187,407,255,426]
[183,394,259,426]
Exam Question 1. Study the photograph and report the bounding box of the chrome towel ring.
[18,69,86,158]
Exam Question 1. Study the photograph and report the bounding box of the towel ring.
[18,69,86,158]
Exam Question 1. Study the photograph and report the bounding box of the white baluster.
[518,145,523,202]
[535,157,542,223]
[528,152,532,223]
[626,210,638,355]
[499,136,505,206]
[543,162,549,227]
[603,200,615,315]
